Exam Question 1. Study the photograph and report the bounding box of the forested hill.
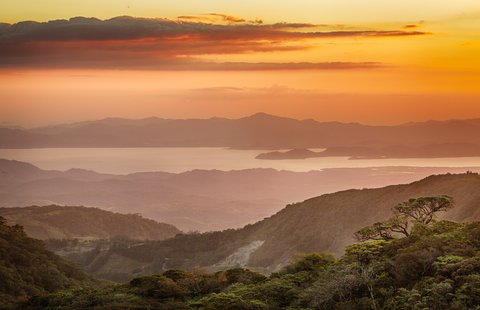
[76,172,480,281]
[0,205,181,240]
[0,217,97,308]
[20,220,480,309]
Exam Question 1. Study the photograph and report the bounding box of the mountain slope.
[2,159,480,232]
[0,217,97,308]
[2,114,480,153]
[0,205,181,240]
[77,173,480,281]
[246,172,480,268]
[20,220,480,309]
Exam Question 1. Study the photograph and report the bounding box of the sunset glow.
[1,1,479,126]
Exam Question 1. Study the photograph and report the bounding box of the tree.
[393,195,453,225]
[386,215,410,237]
[355,216,410,241]
[355,222,395,242]
[355,196,454,242]
[283,253,335,274]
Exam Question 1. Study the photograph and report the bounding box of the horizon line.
[4,112,480,130]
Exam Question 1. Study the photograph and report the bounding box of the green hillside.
[0,217,97,308]
[19,219,480,309]
[0,205,181,241]
[74,173,480,281]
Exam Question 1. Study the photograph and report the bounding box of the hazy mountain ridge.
[0,205,181,241]
[2,159,480,232]
[73,172,480,281]
[2,114,480,154]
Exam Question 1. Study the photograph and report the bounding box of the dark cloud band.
[0,16,428,70]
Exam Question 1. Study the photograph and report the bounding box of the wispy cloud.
[181,62,383,71]
[177,13,253,24]
[205,13,246,23]
[0,16,428,70]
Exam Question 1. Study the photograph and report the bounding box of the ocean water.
[1,147,480,174]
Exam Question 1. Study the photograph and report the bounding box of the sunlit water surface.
[1,148,480,174]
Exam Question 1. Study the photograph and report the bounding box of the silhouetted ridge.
[2,115,480,151]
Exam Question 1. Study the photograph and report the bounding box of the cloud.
[191,85,311,94]
[191,86,246,92]
[0,16,428,70]
[207,13,245,23]
[177,13,249,24]
[182,62,383,71]
[0,16,427,42]
[177,13,253,23]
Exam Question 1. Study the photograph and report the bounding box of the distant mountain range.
[0,205,180,240]
[2,159,479,232]
[63,172,480,281]
[2,114,480,158]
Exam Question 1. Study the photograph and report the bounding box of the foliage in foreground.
[0,217,97,309]
[19,220,480,309]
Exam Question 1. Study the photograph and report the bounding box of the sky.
[0,1,479,127]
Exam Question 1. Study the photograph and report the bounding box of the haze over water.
[2,148,480,174]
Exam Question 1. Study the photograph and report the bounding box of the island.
[256,144,480,160]
[255,148,324,160]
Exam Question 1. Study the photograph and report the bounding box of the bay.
[1,147,480,174]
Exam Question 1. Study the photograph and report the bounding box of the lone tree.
[393,196,453,225]
[355,195,453,242]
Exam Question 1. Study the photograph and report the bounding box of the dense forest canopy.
[0,216,97,308]
[10,196,480,309]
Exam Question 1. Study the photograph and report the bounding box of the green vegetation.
[0,216,97,309]
[17,196,480,309]
[54,172,480,282]
[355,195,454,241]
[0,205,181,241]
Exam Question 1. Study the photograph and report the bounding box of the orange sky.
[0,1,479,127]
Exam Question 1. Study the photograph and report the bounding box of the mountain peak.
[241,112,289,121]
